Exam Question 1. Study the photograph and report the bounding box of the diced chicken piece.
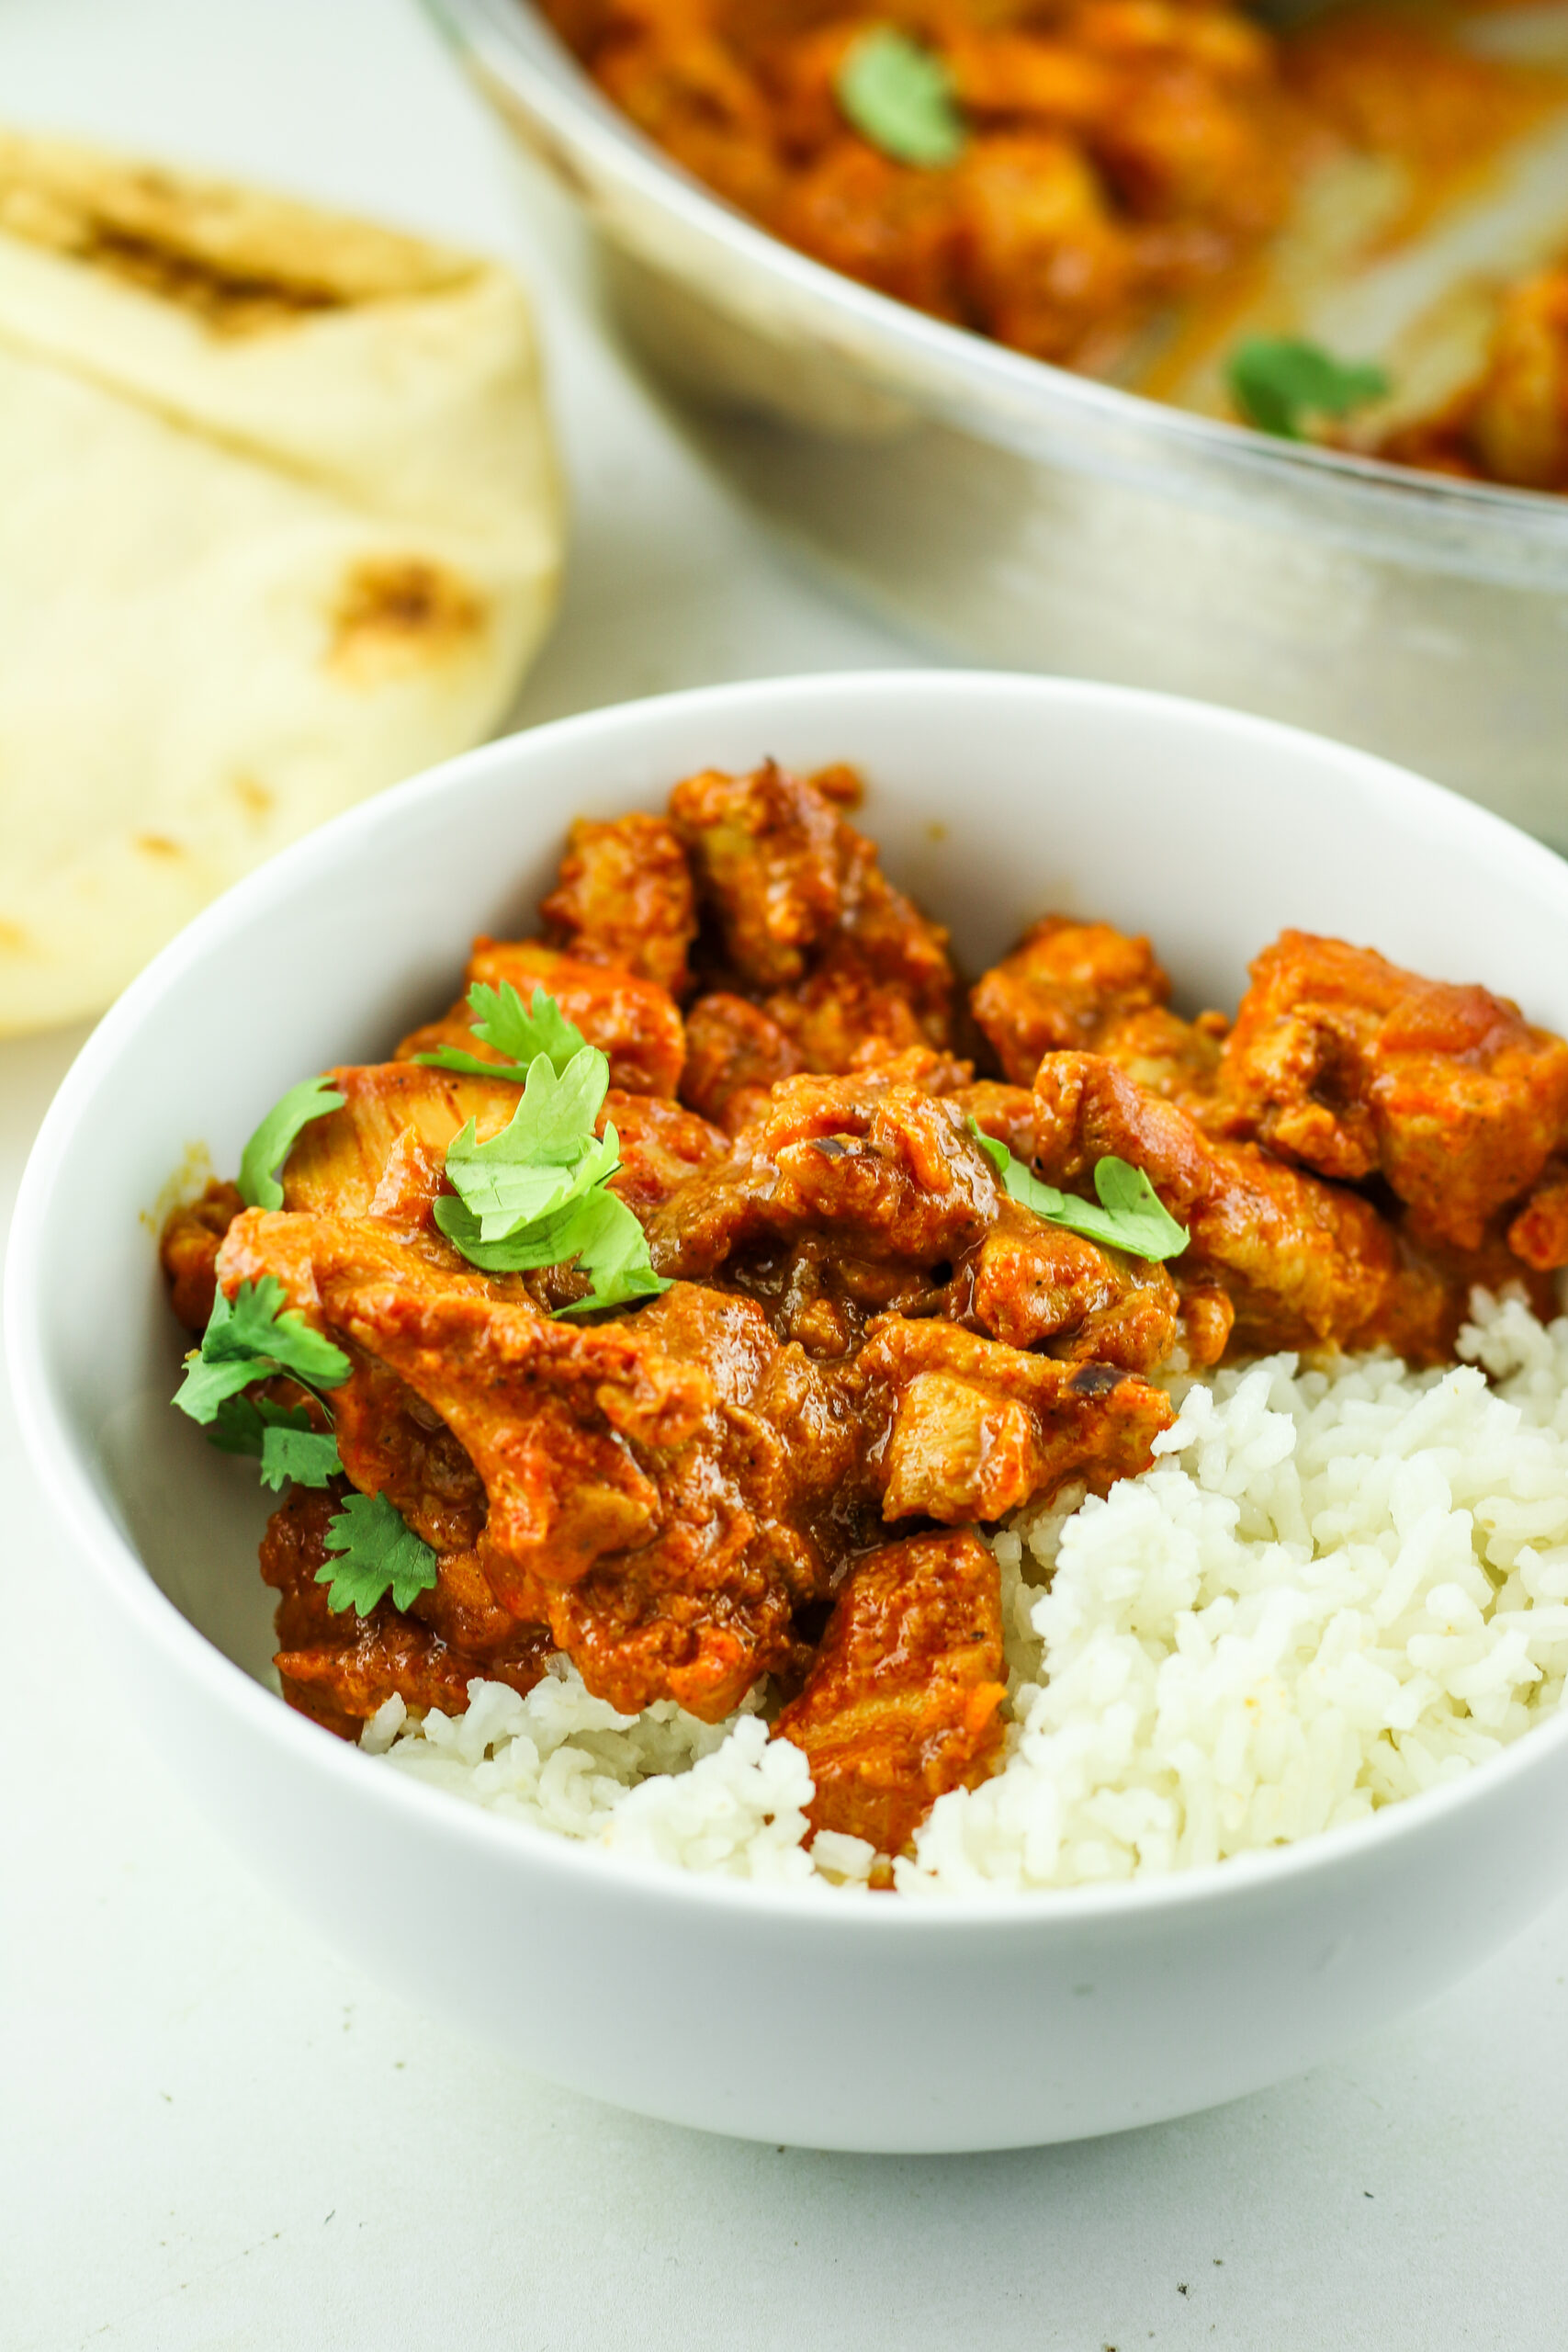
[967,1200,1181,1367]
[281,1063,520,1222]
[956,133,1136,364]
[1032,1050,1404,1355]
[669,761,955,1059]
[398,939,685,1098]
[680,991,805,1133]
[283,1059,716,1237]
[159,1178,244,1329]
[1218,932,1568,1251]
[649,1072,999,1283]
[1089,51,1292,266]
[539,812,698,998]
[970,916,1171,1085]
[327,1346,491,1557]
[652,1066,1182,1368]
[772,141,963,320]
[262,1487,554,1740]
[773,1531,1008,1859]
[1509,1159,1568,1272]
[594,24,784,219]
[670,759,842,991]
[1097,1003,1227,1113]
[947,30,1113,129]
[605,1091,728,1220]
[221,1211,851,1721]
[947,1079,1039,1162]
[857,1317,1174,1522]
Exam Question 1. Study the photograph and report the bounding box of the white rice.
[365,1287,1568,1895]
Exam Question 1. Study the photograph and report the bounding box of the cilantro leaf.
[239,1074,345,1211]
[175,1350,284,1424]
[258,1424,343,1492]
[552,1188,672,1314]
[441,1049,614,1241]
[434,1152,670,1307]
[837,27,966,168]
[967,1121,1188,1262]
[174,1276,351,1424]
[426,987,669,1313]
[1227,337,1389,442]
[416,981,591,1085]
[205,1393,313,1458]
[316,1490,439,1616]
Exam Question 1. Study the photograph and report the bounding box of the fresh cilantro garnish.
[439,1047,615,1240]
[433,1009,671,1314]
[258,1424,344,1492]
[836,28,966,169]
[967,1121,1189,1262]
[239,1074,345,1211]
[205,1392,314,1457]
[316,1489,439,1616]
[552,1188,671,1314]
[1227,337,1389,442]
[415,981,590,1085]
[174,1276,351,1424]
[444,1179,668,1311]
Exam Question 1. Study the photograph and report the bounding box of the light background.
[2,4,1565,2345]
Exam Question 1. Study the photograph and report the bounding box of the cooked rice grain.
[366,1289,1568,1894]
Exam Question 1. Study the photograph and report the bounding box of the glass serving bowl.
[436,0,1568,842]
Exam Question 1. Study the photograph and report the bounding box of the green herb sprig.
[171,1276,435,1613]
[836,27,966,169]
[430,989,669,1314]
[314,1490,439,1616]
[1227,337,1389,443]
[173,1276,351,1422]
[967,1122,1189,1262]
[239,1074,346,1211]
[415,980,589,1085]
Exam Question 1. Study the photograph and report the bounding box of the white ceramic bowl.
[12,672,1568,2154]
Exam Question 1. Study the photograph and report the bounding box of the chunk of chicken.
[159,1178,244,1329]
[279,1057,719,1238]
[652,1065,1183,1368]
[1096,1003,1227,1114]
[680,991,806,1133]
[857,1316,1174,1522]
[262,1487,554,1740]
[649,1071,1000,1284]
[398,939,685,1099]
[603,1092,728,1221]
[281,1063,520,1223]
[971,916,1171,1084]
[772,141,964,321]
[954,133,1135,366]
[669,761,955,1062]
[1509,1159,1568,1272]
[220,1211,854,1720]
[773,1531,1008,1860]
[1218,932,1568,1252]
[1032,1050,1405,1355]
[539,812,698,998]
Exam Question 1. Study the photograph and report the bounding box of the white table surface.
[4,5,1567,2346]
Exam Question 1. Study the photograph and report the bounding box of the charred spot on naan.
[326,559,490,686]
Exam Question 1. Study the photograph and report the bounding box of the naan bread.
[0,133,564,1033]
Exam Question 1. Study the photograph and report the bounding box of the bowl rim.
[12,664,1568,1937]
[434,0,1568,564]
